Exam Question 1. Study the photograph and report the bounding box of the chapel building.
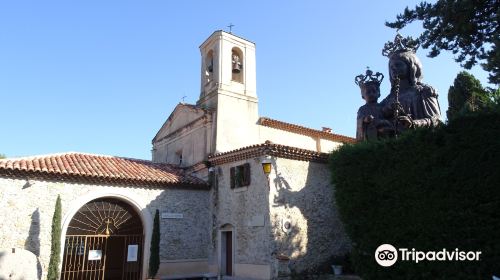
[0,31,354,280]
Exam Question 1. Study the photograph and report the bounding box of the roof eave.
[0,169,209,190]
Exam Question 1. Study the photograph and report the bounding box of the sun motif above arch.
[67,198,143,235]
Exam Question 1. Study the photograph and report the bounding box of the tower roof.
[199,30,255,49]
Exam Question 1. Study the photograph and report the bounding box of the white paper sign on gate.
[88,250,102,260]
[127,245,138,262]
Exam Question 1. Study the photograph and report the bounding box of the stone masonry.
[0,177,209,280]
[269,158,351,275]
[208,156,351,279]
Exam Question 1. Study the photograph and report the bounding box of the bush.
[47,195,62,280]
[330,109,500,279]
[149,209,160,278]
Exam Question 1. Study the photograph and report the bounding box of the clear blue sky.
[0,1,491,160]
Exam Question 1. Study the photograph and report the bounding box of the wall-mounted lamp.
[207,167,216,188]
[261,156,272,176]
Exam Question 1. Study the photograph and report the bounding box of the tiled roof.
[208,141,329,165]
[258,117,356,144]
[0,152,208,189]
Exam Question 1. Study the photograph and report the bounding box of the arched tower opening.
[231,47,244,83]
[205,49,214,85]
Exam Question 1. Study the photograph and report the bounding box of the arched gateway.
[61,198,144,280]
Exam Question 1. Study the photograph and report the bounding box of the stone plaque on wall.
[161,212,183,219]
[247,214,264,227]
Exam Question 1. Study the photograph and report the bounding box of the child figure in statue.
[355,69,394,141]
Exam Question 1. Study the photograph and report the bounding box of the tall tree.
[447,71,491,120]
[490,87,500,105]
[386,0,500,85]
[47,195,62,280]
[148,209,160,279]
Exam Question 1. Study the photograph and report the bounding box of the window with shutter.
[236,166,243,187]
[229,163,251,189]
[230,167,235,189]
[242,163,251,186]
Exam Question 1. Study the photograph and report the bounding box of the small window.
[230,163,251,188]
[176,150,183,165]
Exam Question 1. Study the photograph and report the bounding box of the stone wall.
[269,158,351,276]
[154,188,210,260]
[258,126,340,153]
[0,177,210,279]
[209,156,350,279]
[152,111,212,167]
[0,248,39,280]
[209,158,273,271]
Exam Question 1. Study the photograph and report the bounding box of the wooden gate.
[61,198,144,280]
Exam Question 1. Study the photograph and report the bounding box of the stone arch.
[220,223,234,230]
[205,49,214,84]
[60,189,153,280]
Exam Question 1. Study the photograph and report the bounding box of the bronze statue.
[355,34,442,141]
[380,34,441,131]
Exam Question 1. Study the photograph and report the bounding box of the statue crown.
[382,33,420,57]
[355,68,384,87]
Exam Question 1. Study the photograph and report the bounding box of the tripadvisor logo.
[375,244,398,267]
[375,244,481,267]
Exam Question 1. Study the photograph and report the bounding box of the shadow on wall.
[25,208,42,279]
[0,251,4,280]
[270,160,351,276]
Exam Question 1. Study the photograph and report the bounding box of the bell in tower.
[232,52,242,73]
[231,48,243,83]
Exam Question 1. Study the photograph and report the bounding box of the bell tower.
[197,31,259,153]
[198,30,257,108]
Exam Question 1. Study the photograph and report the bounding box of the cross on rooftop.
[227,23,234,33]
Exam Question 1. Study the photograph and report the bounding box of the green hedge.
[330,109,500,279]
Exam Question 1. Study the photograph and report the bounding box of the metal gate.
[61,198,144,280]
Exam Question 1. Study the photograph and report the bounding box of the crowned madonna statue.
[355,34,442,141]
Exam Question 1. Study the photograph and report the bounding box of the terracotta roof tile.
[258,117,356,144]
[208,141,330,166]
[0,152,208,189]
